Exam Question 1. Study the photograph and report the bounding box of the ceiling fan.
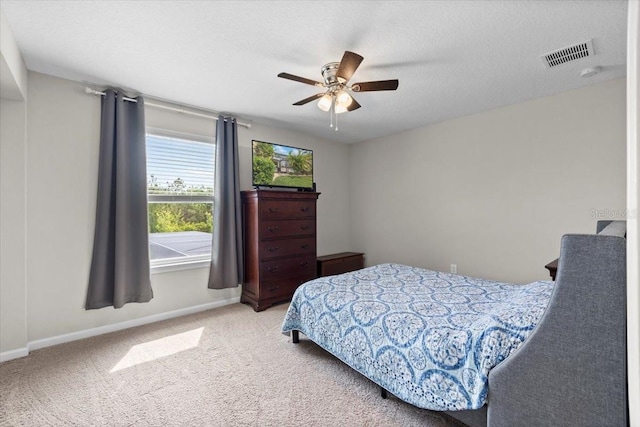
[278,51,399,130]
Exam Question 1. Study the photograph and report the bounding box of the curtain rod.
[85,87,251,128]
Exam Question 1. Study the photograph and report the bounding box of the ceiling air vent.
[540,39,594,68]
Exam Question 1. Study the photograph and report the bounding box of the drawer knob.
[267,226,280,233]
[269,207,279,213]
[300,206,310,212]
[267,246,279,252]
[300,244,309,249]
[268,266,279,273]
[301,225,310,231]
[300,261,309,267]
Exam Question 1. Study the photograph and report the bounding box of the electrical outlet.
[450,264,457,274]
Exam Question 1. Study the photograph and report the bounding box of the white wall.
[16,72,351,350]
[349,78,627,284]
[0,12,28,359]
[0,98,28,357]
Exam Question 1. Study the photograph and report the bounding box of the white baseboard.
[0,297,240,363]
[0,346,29,363]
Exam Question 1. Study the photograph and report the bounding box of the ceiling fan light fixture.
[336,90,352,107]
[335,104,348,114]
[279,50,399,131]
[317,94,332,111]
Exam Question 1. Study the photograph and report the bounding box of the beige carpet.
[0,303,463,426]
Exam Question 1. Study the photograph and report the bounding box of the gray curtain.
[208,116,244,289]
[86,89,153,309]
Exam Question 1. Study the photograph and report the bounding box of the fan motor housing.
[321,62,341,86]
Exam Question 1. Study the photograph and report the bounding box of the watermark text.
[589,208,637,220]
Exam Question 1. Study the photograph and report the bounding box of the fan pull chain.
[329,94,339,131]
[329,96,334,128]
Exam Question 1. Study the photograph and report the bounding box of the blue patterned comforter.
[281,263,554,411]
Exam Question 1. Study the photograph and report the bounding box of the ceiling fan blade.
[293,93,325,106]
[278,72,323,87]
[336,51,364,83]
[352,79,399,92]
[347,97,361,112]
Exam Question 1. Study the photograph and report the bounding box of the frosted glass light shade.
[335,104,348,114]
[336,90,352,107]
[317,94,332,112]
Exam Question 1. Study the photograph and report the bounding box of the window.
[146,130,215,270]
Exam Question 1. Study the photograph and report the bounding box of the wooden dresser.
[241,190,320,311]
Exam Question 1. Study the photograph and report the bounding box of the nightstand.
[545,258,558,281]
[317,252,364,277]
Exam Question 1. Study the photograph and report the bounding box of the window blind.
[146,134,214,203]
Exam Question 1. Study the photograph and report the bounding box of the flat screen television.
[252,140,314,190]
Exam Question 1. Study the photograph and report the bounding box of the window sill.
[151,258,211,275]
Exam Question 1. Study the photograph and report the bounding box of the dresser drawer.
[260,200,316,220]
[260,255,316,281]
[258,237,315,260]
[260,276,310,299]
[259,219,315,239]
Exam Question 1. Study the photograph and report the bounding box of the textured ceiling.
[1,1,628,143]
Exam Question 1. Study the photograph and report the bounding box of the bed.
[281,220,627,427]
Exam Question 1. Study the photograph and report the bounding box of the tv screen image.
[252,140,313,190]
